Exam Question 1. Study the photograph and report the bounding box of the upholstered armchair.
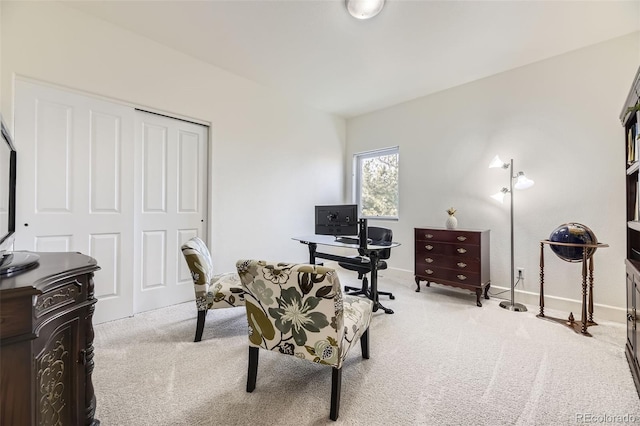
[235,259,373,421]
[181,237,245,342]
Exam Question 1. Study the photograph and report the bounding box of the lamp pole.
[500,158,527,312]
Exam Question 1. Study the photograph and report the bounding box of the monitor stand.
[0,251,40,276]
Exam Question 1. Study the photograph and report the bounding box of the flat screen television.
[0,116,16,250]
[315,204,358,237]
[0,116,40,275]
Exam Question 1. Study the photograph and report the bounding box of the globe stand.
[537,239,608,336]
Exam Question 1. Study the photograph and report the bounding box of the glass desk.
[293,235,400,314]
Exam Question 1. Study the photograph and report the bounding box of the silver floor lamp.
[489,155,534,312]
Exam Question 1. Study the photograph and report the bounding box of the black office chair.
[338,227,395,300]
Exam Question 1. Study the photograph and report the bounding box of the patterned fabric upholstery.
[236,259,372,370]
[180,237,245,341]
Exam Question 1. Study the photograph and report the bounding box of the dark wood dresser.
[414,228,490,306]
[0,252,100,426]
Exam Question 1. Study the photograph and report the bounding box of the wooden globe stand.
[537,240,609,336]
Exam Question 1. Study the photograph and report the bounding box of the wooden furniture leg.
[581,251,588,334]
[538,242,545,318]
[588,255,597,326]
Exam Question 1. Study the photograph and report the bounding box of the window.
[353,146,399,219]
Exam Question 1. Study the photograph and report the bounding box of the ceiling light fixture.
[346,0,385,20]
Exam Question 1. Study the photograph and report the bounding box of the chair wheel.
[390,295,395,300]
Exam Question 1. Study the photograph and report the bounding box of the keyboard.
[336,236,372,245]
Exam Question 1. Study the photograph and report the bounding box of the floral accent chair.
[235,259,373,421]
[181,237,245,342]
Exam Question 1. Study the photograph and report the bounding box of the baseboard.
[326,262,626,324]
[381,266,626,324]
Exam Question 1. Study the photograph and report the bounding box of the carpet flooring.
[92,270,640,425]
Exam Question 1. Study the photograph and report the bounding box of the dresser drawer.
[415,228,481,245]
[415,241,480,259]
[415,265,481,286]
[34,278,85,319]
[0,294,34,339]
[415,253,480,273]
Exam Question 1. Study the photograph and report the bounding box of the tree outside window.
[354,147,399,219]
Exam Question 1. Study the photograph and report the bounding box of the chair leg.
[361,275,369,292]
[345,274,369,297]
[247,347,259,392]
[194,310,207,342]
[377,290,395,300]
[365,275,395,300]
[360,328,370,359]
[330,367,342,421]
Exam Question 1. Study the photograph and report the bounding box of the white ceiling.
[66,0,640,118]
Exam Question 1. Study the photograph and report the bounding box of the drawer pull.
[456,248,467,254]
[456,236,467,241]
[425,269,434,275]
[457,274,467,281]
[425,258,434,263]
[425,234,433,239]
[425,245,433,251]
[457,262,467,268]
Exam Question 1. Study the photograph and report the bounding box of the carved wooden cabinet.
[0,252,100,425]
[414,227,490,307]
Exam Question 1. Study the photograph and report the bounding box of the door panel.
[14,80,135,324]
[34,235,72,252]
[133,112,208,313]
[14,81,208,322]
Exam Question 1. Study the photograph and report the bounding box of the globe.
[549,223,598,262]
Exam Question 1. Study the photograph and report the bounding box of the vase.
[445,215,457,230]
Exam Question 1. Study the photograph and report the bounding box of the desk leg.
[538,242,545,318]
[369,251,393,314]
[308,243,317,265]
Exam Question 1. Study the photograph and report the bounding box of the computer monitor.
[315,204,358,237]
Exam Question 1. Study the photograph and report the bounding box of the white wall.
[348,32,640,320]
[0,1,346,272]
[2,1,638,321]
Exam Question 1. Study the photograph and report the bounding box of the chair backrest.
[181,237,214,300]
[236,260,349,368]
[361,226,393,259]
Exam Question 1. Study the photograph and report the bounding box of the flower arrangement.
[445,207,458,229]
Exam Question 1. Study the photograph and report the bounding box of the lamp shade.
[346,0,385,19]
[489,155,507,169]
[514,172,534,190]
[491,188,508,203]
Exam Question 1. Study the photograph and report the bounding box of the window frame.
[352,146,399,221]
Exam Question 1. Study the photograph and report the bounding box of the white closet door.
[133,111,208,313]
[14,80,135,323]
